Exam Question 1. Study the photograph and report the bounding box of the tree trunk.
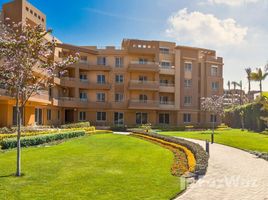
[16,95,22,177]
[248,80,251,94]
[260,80,262,96]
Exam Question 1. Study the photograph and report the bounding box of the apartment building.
[0,0,224,128]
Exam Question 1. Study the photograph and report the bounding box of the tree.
[201,95,225,144]
[245,67,252,94]
[250,67,268,96]
[0,20,78,176]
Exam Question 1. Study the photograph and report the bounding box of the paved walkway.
[176,138,268,200]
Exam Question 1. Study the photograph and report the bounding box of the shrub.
[0,130,60,141]
[110,125,128,132]
[70,127,96,134]
[61,122,91,129]
[0,131,85,149]
[131,131,209,175]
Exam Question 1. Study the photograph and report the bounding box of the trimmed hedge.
[131,131,209,175]
[0,131,85,149]
[224,102,268,132]
[61,122,91,129]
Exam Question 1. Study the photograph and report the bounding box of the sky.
[1,0,268,91]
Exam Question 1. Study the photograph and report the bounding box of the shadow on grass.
[0,173,25,178]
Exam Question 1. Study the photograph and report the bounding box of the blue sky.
[1,0,268,91]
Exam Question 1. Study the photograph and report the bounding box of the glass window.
[80,56,88,63]
[210,115,217,123]
[184,96,192,105]
[115,93,124,102]
[80,74,87,81]
[160,96,168,104]
[139,76,147,82]
[183,113,191,123]
[79,111,86,121]
[96,93,105,102]
[115,75,124,83]
[115,57,123,67]
[47,109,52,121]
[97,57,106,65]
[212,82,219,90]
[139,58,148,64]
[184,62,192,72]
[159,47,170,54]
[160,61,171,68]
[97,75,106,84]
[184,79,192,88]
[159,113,169,124]
[211,65,218,76]
[114,112,124,125]
[139,94,148,102]
[80,92,87,101]
[97,112,106,121]
[57,110,60,120]
[35,108,42,125]
[136,113,148,124]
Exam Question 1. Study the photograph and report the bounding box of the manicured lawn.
[0,134,183,200]
[160,129,268,153]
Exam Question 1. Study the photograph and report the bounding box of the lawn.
[263,91,268,98]
[160,129,268,153]
[0,133,183,200]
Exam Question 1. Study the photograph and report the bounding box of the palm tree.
[251,67,268,96]
[245,68,252,94]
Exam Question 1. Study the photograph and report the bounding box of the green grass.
[0,134,183,200]
[160,129,268,153]
[263,91,268,98]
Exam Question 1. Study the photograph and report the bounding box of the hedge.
[224,102,268,132]
[0,131,85,149]
[131,131,209,176]
[61,122,91,129]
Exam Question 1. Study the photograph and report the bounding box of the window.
[184,96,192,105]
[97,75,106,84]
[79,111,86,121]
[115,75,124,84]
[49,86,52,98]
[115,93,124,102]
[184,62,192,72]
[211,65,218,76]
[97,93,105,102]
[139,94,148,103]
[114,112,124,125]
[34,13,37,17]
[80,56,88,63]
[210,114,217,123]
[160,96,168,104]
[47,109,52,121]
[57,110,60,120]
[115,57,123,67]
[12,107,24,126]
[139,76,147,82]
[136,113,148,124]
[159,113,169,124]
[97,57,106,65]
[183,113,191,123]
[97,112,106,121]
[212,82,219,90]
[80,74,87,81]
[26,7,29,11]
[80,92,87,101]
[139,58,148,64]
[30,10,33,14]
[184,79,192,88]
[160,61,171,68]
[35,108,42,125]
[160,47,170,54]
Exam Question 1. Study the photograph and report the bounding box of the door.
[35,108,43,125]
[114,112,124,125]
[65,109,74,123]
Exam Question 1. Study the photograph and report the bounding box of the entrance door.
[35,108,43,125]
[114,112,124,125]
[65,109,74,124]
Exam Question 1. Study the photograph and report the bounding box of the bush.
[110,125,128,132]
[61,122,91,129]
[0,131,85,149]
[152,126,186,131]
[0,130,60,141]
[131,131,209,175]
[70,127,96,134]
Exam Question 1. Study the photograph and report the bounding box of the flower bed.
[0,131,85,149]
[131,131,209,175]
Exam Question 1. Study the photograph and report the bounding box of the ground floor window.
[136,112,148,124]
[97,112,106,121]
[159,113,169,124]
[114,112,124,125]
[210,114,217,123]
[57,110,60,120]
[183,113,191,123]
[47,109,52,121]
[79,111,86,121]
[35,108,43,125]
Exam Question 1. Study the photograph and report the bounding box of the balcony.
[159,101,175,110]
[79,80,111,90]
[129,80,159,91]
[128,61,159,72]
[159,67,175,75]
[53,97,89,108]
[159,83,175,93]
[54,77,77,87]
[69,61,112,71]
[128,100,159,110]
[205,56,223,64]
[88,101,111,109]
[111,101,128,109]
[29,90,51,104]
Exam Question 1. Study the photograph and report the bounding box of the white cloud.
[206,0,261,6]
[166,8,248,47]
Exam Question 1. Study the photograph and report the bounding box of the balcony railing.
[129,80,159,91]
[128,61,159,72]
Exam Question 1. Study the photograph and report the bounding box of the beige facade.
[0,0,224,128]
